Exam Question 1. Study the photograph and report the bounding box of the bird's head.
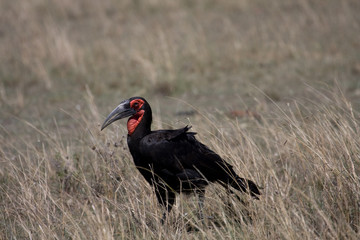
[101,97,151,135]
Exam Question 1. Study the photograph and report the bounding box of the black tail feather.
[228,177,261,199]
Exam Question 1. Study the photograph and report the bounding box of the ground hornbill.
[101,97,260,223]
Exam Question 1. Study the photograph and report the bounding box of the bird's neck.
[127,109,152,140]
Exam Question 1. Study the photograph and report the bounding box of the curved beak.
[101,100,136,130]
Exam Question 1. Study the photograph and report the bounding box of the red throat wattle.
[127,110,144,135]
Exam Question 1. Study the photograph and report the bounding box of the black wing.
[139,126,260,197]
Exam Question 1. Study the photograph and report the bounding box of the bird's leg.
[197,189,205,222]
[160,201,174,224]
[158,190,176,224]
[160,212,167,225]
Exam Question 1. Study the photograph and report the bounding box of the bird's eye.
[130,99,144,109]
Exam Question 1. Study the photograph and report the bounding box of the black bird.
[101,97,260,223]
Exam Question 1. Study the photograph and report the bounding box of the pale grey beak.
[101,100,136,130]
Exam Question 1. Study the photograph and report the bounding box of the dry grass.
[1,0,360,239]
[1,87,359,239]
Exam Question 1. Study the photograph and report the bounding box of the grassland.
[1,0,360,239]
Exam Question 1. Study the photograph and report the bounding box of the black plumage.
[101,97,260,222]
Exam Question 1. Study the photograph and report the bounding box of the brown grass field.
[1,0,360,239]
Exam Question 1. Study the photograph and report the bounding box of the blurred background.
[1,0,359,135]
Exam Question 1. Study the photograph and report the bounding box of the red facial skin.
[127,99,145,135]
